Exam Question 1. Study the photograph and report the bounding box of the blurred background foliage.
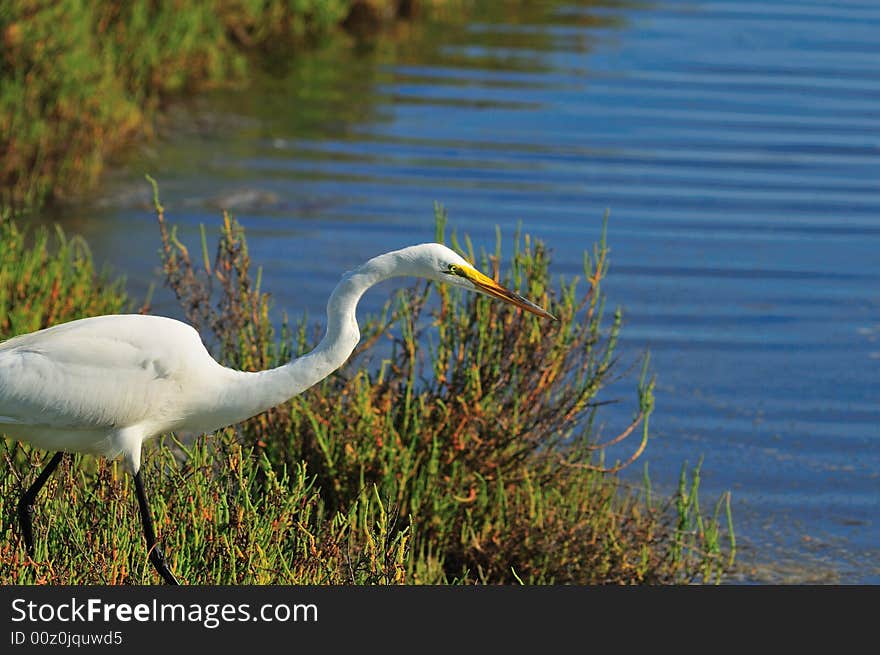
[1,0,426,212]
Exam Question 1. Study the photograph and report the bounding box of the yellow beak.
[454,264,557,321]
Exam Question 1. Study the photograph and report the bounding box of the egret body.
[0,243,553,584]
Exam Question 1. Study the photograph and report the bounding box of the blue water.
[48,0,880,582]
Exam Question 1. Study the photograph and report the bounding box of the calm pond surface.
[46,0,880,583]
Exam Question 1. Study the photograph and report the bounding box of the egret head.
[405,243,556,320]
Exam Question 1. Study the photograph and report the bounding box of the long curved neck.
[205,250,409,431]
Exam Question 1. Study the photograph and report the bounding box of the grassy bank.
[0,191,735,584]
[0,0,431,212]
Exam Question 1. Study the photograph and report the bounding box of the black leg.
[17,451,65,556]
[133,470,179,585]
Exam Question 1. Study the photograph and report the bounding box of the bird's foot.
[149,546,179,586]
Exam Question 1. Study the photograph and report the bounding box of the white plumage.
[0,315,209,461]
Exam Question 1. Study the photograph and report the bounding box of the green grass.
[0,0,398,212]
[0,188,735,584]
[0,209,130,336]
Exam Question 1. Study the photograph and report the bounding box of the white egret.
[0,243,554,584]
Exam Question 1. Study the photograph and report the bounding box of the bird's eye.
[446,264,459,275]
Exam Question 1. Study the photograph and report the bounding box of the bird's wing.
[0,315,206,431]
